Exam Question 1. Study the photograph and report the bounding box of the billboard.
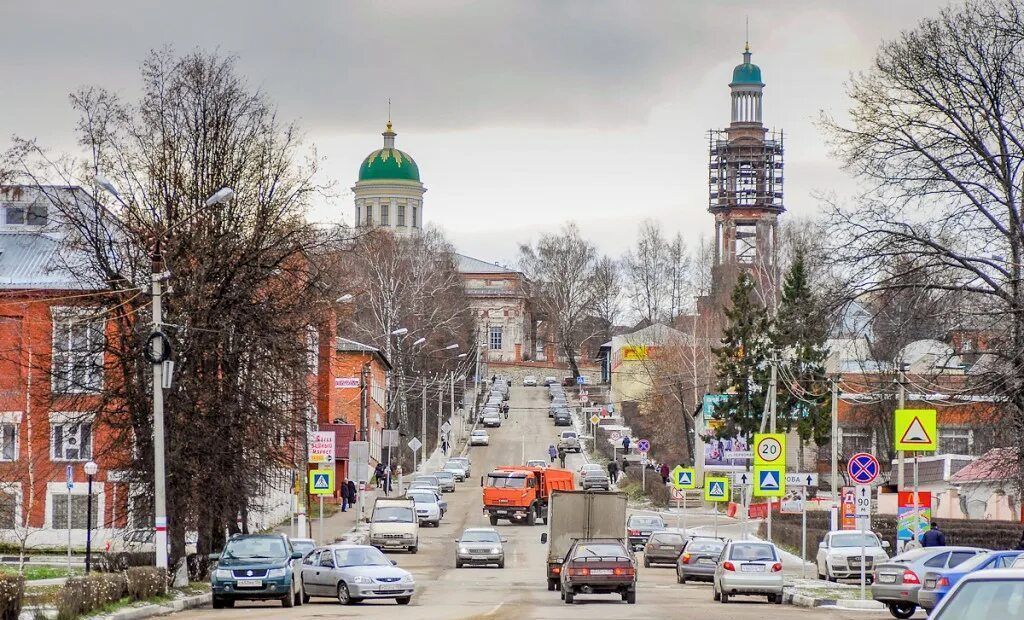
[897,491,933,541]
[702,433,751,468]
[621,345,655,360]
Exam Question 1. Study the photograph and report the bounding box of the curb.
[784,591,883,611]
[106,593,211,619]
[835,598,885,610]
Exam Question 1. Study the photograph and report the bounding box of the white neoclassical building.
[352,122,425,234]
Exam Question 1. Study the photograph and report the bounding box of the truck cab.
[482,466,574,526]
[368,498,419,553]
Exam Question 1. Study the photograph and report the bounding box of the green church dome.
[358,148,420,182]
[730,46,763,86]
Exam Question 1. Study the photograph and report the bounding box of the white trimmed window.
[0,484,19,528]
[397,204,406,226]
[841,428,872,458]
[355,204,361,226]
[939,429,971,455]
[0,413,20,462]
[366,204,373,226]
[51,494,99,529]
[489,326,503,350]
[51,307,105,394]
[412,205,419,228]
[50,413,93,461]
[3,201,48,226]
[306,326,319,374]
[380,203,389,226]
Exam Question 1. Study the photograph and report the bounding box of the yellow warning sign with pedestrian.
[894,409,937,452]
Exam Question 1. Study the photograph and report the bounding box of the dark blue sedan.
[918,550,1022,611]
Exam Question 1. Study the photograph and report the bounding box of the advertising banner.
[897,491,932,541]
[703,433,751,468]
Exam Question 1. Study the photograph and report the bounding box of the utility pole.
[151,251,169,571]
[767,357,778,542]
[831,377,839,530]
[421,380,427,472]
[449,372,455,443]
[897,369,906,491]
[437,374,443,457]
[359,363,370,442]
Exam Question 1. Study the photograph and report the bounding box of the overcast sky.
[1,1,947,264]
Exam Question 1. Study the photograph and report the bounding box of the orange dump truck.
[482,466,574,525]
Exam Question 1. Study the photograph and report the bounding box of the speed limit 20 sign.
[754,433,787,468]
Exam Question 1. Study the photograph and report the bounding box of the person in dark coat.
[659,463,670,484]
[340,476,351,512]
[557,446,566,469]
[548,444,557,463]
[346,479,358,507]
[620,458,629,477]
[1016,529,1024,550]
[607,460,619,483]
[921,522,946,547]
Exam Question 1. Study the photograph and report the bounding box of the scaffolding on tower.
[707,129,785,215]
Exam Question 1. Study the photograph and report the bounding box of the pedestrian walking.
[921,522,946,547]
[548,444,557,463]
[1016,529,1024,550]
[373,462,385,487]
[607,460,619,483]
[441,436,449,455]
[386,464,395,494]
[557,446,566,469]
[620,458,629,478]
[659,463,670,485]
[340,476,351,512]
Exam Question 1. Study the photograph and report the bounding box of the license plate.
[661,545,676,550]
[591,569,613,575]
[925,580,936,589]
[698,559,714,565]
[378,586,404,592]
[880,574,897,583]
[640,531,651,536]
[236,579,262,587]
[741,564,765,572]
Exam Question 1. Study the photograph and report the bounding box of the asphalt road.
[176,385,897,619]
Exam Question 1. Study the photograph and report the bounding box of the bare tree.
[591,255,622,345]
[822,0,1024,494]
[519,223,599,378]
[667,233,691,319]
[623,220,671,324]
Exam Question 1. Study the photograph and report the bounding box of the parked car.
[408,481,440,497]
[558,431,581,453]
[431,470,457,493]
[526,459,548,468]
[643,531,687,567]
[449,456,471,477]
[209,534,305,609]
[301,544,414,606]
[290,538,316,560]
[482,412,502,427]
[368,498,419,554]
[713,540,784,604]
[523,376,538,387]
[562,376,577,387]
[926,568,1024,619]
[405,490,442,527]
[470,430,490,446]
[917,550,1023,611]
[443,460,468,481]
[816,530,890,582]
[553,410,572,426]
[581,470,610,491]
[626,514,666,551]
[676,537,726,583]
[871,546,988,619]
[543,376,558,386]
[1014,556,1024,568]
[455,528,507,569]
[559,538,637,604]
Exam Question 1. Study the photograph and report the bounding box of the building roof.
[357,123,420,182]
[950,447,1017,484]
[456,253,518,274]
[335,337,393,370]
[614,322,684,348]
[730,47,763,86]
[0,231,97,290]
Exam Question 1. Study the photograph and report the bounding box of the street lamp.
[442,344,459,351]
[412,337,426,347]
[94,176,233,571]
[83,461,98,574]
[336,294,354,303]
[391,327,409,336]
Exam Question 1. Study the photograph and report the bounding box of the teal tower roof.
[730,45,763,86]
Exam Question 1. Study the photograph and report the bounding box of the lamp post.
[83,461,98,574]
[95,177,234,570]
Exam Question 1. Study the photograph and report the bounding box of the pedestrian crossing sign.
[704,476,729,502]
[753,466,786,498]
[895,409,937,452]
[672,466,696,490]
[309,469,335,495]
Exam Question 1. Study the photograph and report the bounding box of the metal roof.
[456,253,518,275]
[335,337,392,370]
[0,231,97,290]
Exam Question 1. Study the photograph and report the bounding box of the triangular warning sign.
[709,482,724,496]
[900,416,932,445]
[760,471,779,490]
[313,474,329,489]
[680,472,692,485]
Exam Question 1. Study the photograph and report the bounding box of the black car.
[560,538,636,604]
[554,411,572,426]
[626,514,666,551]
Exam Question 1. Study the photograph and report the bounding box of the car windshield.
[687,540,725,553]
[291,540,315,555]
[473,431,487,436]
[933,578,1024,618]
[335,547,392,567]
[729,543,778,562]
[830,533,882,548]
[461,531,500,543]
[433,471,453,479]
[628,516,665,528]
[408,493,436,504]
[488,476,527,488]
[562,433,577,438]
[222,536,288,559]
[444,461,463,469]
[574,543,627,558]
[651,534,685,544]
[415,477,439,484]
[372,506,415,522]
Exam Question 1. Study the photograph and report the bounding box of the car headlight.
[267,568,287,578]
[214,569,232,579]
[352,576,374,584]
[403,533,413,539]
[459,547,470,554]
[401,574,414,583]
[490,547,501,554]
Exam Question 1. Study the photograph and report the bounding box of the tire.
[489,514,499,526]
[817,569,825,580]
[282,591,295,608]
[776,592,784,605]
[888,603,917,619]
[497,559,505,569]
[396,596,411,605]
[643,556,650,568]
[548,579,556,591]
[294,588,303,606]
[302,591,310,604]
[431,520,440,528]
[677,572,686,584]
[212,596,226,609]
[527,507,537,526]
[564,589,575,604]
[338,582,353,605]
[456,559,463,568]
[721,590,730,604]
[828,575,838,583]
[410,545,418,554]
[713,585,720,602]
[626,590,636,604]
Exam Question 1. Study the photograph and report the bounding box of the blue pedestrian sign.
[754,466,786,497]
[848,453,880,485]
[308,468,335,495]
[759,469,780,490]
[576,376,586,385]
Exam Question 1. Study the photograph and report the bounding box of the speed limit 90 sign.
[754,433,787,468]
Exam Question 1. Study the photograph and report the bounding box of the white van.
[369,498,419,553]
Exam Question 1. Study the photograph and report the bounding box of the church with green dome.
[352,121,426,234]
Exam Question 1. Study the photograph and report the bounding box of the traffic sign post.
[408,437,422,471]
[854,484,872,599]
[705,476,729,538]
[670,468,696,531]
[309,468,335,545]
[848,453,880,485]
[753,466,786,498]
[780,472,817,579]
[895,409,936,547]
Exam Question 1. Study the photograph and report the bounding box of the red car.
[559,538,636,604]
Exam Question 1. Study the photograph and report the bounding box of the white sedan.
[470,430,490,446]
[523,376,538,386]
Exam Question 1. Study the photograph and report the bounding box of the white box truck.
[540,490,628,591]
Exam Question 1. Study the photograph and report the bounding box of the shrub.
[125,567,168,601]
[55,573,127,620]
[620,470,671,507]
[0,574,24,620]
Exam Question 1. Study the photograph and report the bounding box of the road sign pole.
[714,505,719,538]
[676,495,681,529]
[683,493,688,533]
[801,486,807,579]
[897,372,905,550]
[913,453,920,544]
[860,515,867,600]
[318,495,324,544]
[641,458,646,490]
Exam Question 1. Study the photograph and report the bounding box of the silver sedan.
[713,541,784,604]
[455,528,507,568]
[300,544,414,606]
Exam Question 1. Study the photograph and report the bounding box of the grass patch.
[0,565,80,580]
[308,501,340,519]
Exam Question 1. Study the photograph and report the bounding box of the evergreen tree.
[773,249,832,447]
[711,273,772,439]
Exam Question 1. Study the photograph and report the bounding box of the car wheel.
[337,582,353,605]
[456,559,463,568]
[212,596,226,609]
[548,579,556,591]
[721,590,730,604]
[713,585,720,601]
[282,590,295,608]
[887,602,916,619]
[643,556,650,568]
[302,590,310,604]
[677,572,686,584]
[396,596,411,605]
[294,587,303,606]
[527,509,537,526]
[432,520,441,528]
[489,514,499,526]
[828,575,838,583]
[775,592,784,605]
[817,568,825,580]
[497,558,505,569]
[410,545,418,554]
[564,589,575,604]
[626,590,636,604]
